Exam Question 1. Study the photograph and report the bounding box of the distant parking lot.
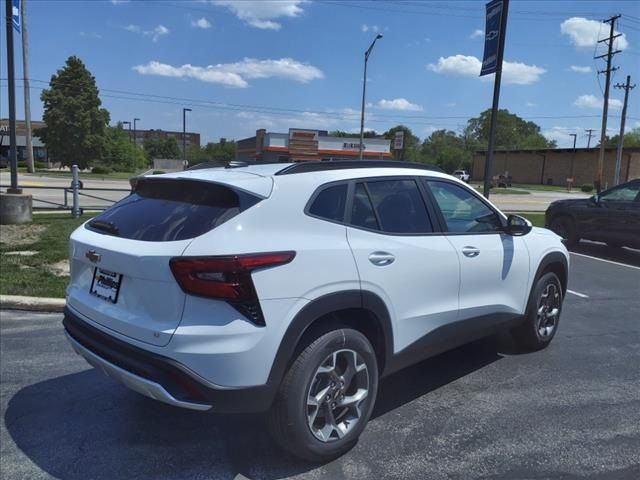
[1,243,639,480]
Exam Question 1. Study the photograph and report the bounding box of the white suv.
[64,161,568,461]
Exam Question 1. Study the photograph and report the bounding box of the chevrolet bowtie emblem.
[85,250,101,263]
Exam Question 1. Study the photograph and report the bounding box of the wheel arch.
[266,290,394,393]
[534,252,569,297]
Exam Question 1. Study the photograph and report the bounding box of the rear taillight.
[169,252,295,326]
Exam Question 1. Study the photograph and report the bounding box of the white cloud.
[79,31,103,39]
[526,102,536,107]
[427,55,546,85]
[362,24,380,33]
[110,0,129,4]
[192,17,212,29]
[561,17,628,50]
[377,98,423,111]
[212,0,306,30]
[469,29,484,39]
[124,24,169,42]
[542,126,580,147]
[570,65,592,73]
[574,94,623,110]
[133,58,324,88]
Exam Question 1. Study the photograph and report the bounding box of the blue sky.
[1,0,639,147]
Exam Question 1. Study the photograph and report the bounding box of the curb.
[0,295,65,313]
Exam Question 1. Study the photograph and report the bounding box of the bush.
[580,184,594,193]
[35,161,47,169]
[111,163,134,173]
[91,165,112,174]
[152,170,165,175]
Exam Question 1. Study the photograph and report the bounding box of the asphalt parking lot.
[1,244,639,480]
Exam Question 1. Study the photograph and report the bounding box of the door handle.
[368,251,395,266]
[462,246,480,258]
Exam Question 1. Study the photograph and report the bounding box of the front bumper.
[63,307,277,413]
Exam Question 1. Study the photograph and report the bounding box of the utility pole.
[569,133,577,180]
[359,33,383,161]
[21,0,34,173]
[585,128,596,148]
[5,0,20,193]
[594,14,621,192]
[182,108,192,162]
[613,75,635,185]
[133,118,140,147]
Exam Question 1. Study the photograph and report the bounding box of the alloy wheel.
[537,282,560,338]
[306,349,370,442]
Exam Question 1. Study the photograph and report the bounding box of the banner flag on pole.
[12,0,21,33]
[480,0,503,76]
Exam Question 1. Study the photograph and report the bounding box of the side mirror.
[504,214,532,236]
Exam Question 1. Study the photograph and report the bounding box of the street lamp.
[359,33,383,161]
[182,108,192,162]
[121,121,133,172]
[133,118,140,147]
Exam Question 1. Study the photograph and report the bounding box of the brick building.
[471,147,640,187]
[237,128,392,163]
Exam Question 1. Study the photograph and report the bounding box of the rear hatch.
[66,173,269,347]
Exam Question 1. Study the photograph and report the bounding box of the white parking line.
[567,289,589,298]
[570,252,640,271]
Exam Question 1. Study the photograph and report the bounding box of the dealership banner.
[480,0,503,76]
[12,0,21,33]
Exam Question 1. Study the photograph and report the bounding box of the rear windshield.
[86,178,261,241]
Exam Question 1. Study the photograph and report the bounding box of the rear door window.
[349,179,433,234]
[86,178,260,242]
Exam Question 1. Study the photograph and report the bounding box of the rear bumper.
[63,307,277,413]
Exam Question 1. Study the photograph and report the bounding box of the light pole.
[359,33,383,161]
[182,108,192,162]
[569,133,577,187]
[133,118,140,147]
[122,121,132,171]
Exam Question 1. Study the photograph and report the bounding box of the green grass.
[475,186,530,195]
[512,183,572,192]
[508,212,545,228]
[24,169,145,180]
[0,213,92,298]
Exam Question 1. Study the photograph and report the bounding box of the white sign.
[394,131,404,150]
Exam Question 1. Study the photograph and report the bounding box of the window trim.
[421,178,508,236]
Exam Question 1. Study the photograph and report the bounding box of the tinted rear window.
[308,184,347,222]
[86,179,260,241]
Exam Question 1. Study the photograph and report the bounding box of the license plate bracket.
[90,267,123,304]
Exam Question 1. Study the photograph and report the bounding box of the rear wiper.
[88,220,120,236]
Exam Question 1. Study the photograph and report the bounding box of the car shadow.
[4,337,507,480]
[569,240,640,268]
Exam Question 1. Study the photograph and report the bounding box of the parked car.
[452,169,470,182]
[546,179,640,249]
[64,160,569,462]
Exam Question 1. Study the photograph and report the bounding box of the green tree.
[464,109,556,150]
[143,133,181,160]
[603,127,640,148]
[186,138,237,165]
[383,125,421,161]
[37,56,110,168]
[103,124,147,171]
[421,130,471,173]
[329,130,378,138]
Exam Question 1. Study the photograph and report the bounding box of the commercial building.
[237,128,392,163]
[471,147,640,187]
[0,119,48,164]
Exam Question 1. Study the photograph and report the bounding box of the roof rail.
[275,160,443,176]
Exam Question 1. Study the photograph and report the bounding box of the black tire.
[512,272,563,351]
[549,215,579,246]
[267,328,378,462]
